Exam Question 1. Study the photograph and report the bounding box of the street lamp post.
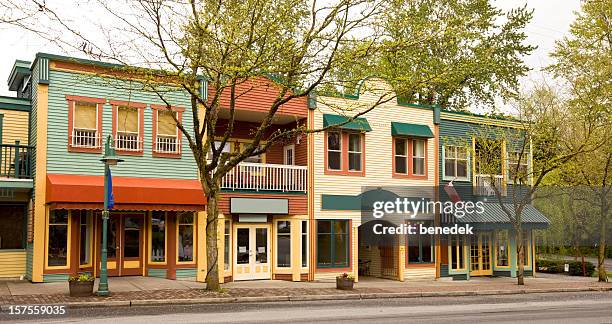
[97,135,123,297]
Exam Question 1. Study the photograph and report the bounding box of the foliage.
[536,259,596,276]
[326,0,536,110]
[338,272,355,281]
[69,273,95,282]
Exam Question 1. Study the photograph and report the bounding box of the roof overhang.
[7,60,31,91]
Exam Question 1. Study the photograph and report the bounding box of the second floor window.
[444,146,469,180]
[394,138,427,178]
[155,109,180,155]
[348,134,362,171]
[327,131,342,170]
[326,131,365,175]
[508,151,529,184]
[116,106,140,151]
[73,102,99,148]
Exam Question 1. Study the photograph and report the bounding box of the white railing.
[72,129,99,148]
[474,174,506,196]
[115,132,141,151]
[220,162,307,192]
[155,135,180,154]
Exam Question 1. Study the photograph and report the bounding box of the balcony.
[0,142,34,180]
[220,162,307,193]
[474,174,505,196]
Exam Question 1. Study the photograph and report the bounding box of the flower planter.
[69,280,94,297]
[336,277,354,290]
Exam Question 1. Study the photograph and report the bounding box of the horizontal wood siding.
[208,77,307,118]
[0,250,26,278]
[403,266,436,280]
[175,268,196,280]
[0,109,29,145]
[45,69,198,179]
[43,273,70,282]
[147,268,167,278]
[219,192,307,215]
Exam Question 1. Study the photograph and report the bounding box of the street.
[1,291,611,323]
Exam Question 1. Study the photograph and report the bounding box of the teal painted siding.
[175,268,196,279]
[46,70,198,179]
[43,273,70,282]
[147,268,167,278]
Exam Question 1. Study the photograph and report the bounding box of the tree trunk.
[205,189,221,291]
[598,202,608,282]
[517,230,525,285]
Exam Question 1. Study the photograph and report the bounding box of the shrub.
[69,273,95,282]
[536,259,596,276]
[568,261,596,276]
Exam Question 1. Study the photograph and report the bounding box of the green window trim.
[316,219,350,268]
[323,114,372,132]
[391,122,434,138]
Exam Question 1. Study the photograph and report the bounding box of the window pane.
[348,134,361,152]
[74,102,97,129]
[224,220,230,270]
[158,110,177,135]
[496,230,508,266]
[444,160,456,177]
[237,228,249,264]
[328,152,341,170]
[118,106,139,133]
[445,146,456,159]
[395,156,407,174]
[457,147,468,159]
[348,152,361,171]
[48,210,68,266]
[333,220,348,234]
[413,140,425,158]
[123,216,141,258]
[0,205,25,249]
[317,233,332,266]
[151,213,165,262]
[277,221,291,267]
[79,212,90,265]
[333,233,348,267]
[301,221,307,267]
[178,224,194,262]
[413,157,425,175]
[457,159,468,178]
[395,138,406,156]
[317,220,332,234]
[327,132,340,150]
[256,228,267,264]
[107,217,117,259]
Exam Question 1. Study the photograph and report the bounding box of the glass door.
[234,225,271,280]
[469,232,493,276]
[121,216,143,275]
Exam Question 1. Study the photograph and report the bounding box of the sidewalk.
[1,274,610,308]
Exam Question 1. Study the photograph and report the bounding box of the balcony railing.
[0,141,34,179]
[220,162,307,192]
[474,174,505,196]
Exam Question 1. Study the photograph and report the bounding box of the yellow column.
[291,219,301,281]
[217,215,225,284]
[398,235,405,282]
[32,84,49,283]
[196,210,207,282]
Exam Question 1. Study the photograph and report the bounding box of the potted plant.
[68,273,95,297]
[336,273,355,290]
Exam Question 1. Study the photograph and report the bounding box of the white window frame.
[443,145,470,181]
[72,102,100,148]
[394,138,408,174]
[284,144,295,165]
[347,133,362,171]
[115,106,141,151]
[412,139,426,176]
[507,150,529,184]
[301,220,308,269]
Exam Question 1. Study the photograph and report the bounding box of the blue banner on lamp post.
[107,168,115,210]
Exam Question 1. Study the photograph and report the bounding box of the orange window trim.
[151,105,184,158]
[323,130,365,177]
[66,95,105,154]
[110,100,146,156]
[392,136,428,180]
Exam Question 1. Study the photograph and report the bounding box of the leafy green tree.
[327,0,536,110]
[548,0,612,282]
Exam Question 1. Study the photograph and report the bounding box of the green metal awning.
[452,203,550,229]
[323,114,372,132]
[391,122,434,138]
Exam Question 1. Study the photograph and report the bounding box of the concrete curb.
[4,286,609,309]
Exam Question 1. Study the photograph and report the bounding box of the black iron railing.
[0,141,34,179]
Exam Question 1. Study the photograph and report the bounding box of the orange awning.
[46,174,206,211]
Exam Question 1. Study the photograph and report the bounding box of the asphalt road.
[2,291,611,323]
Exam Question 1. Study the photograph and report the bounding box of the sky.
[0,0,583,104]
